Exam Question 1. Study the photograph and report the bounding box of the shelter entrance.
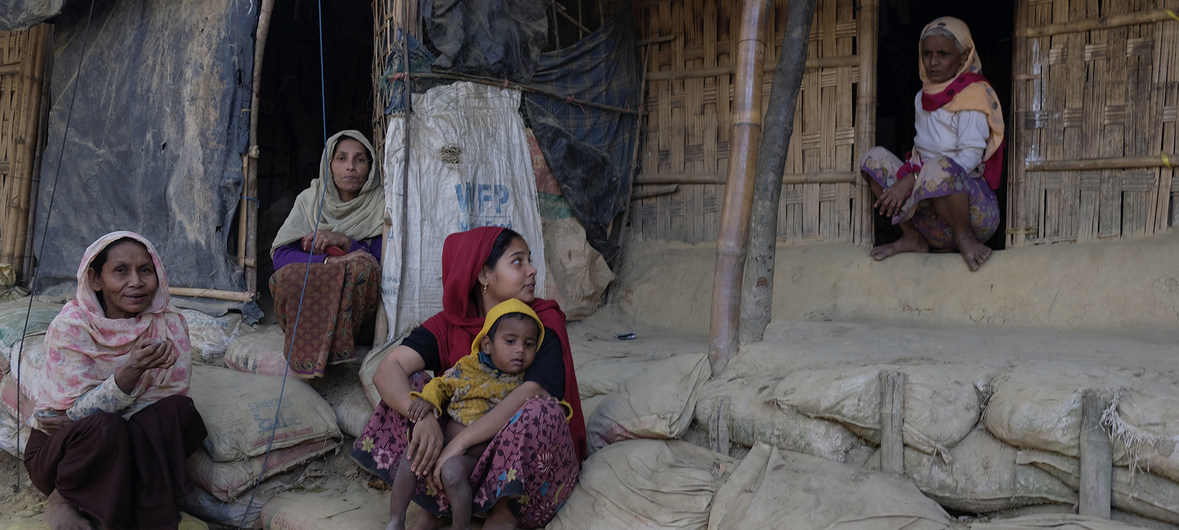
[253,0,375,286]
[872,1,1014,250]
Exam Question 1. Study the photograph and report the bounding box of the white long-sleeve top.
[911,91,989,174]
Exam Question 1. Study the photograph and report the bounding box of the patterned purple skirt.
[860,146,1000,249]
[351,372,579,528]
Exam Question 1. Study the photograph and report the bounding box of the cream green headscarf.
[270,130,385,257]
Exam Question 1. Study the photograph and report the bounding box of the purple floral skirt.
[861,146,1000,249]
[351,372,579,528]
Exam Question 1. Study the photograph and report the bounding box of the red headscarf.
[421,226,586,459]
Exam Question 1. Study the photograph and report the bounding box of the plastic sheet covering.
[382,82,546,338]
[0,0,64,30]
[422,0,547,81]
[30,0,254,309]
[524,13,641,263]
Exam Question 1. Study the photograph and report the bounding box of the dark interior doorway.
[253,1,374,285]
[872,1,1014,250]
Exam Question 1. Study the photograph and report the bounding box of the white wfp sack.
[585,352,709,453]
[179,309,244,364]
[546,439,736,530]
[382,81,547,338]
[773,364,979,457]
[223,326,288,377]
[709,443,950,530]
[188,366,340,462]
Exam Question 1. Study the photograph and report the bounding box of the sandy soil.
[2,233,1178,528]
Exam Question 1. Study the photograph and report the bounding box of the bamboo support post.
[1025,9,1179,38]
[740,0,817,344]
[608,34,656,268]
[1079,389,1113,519]
[636,171,857,185]
[708,0,770,376]
[1026,154,1178,172]
[4,25,49,278]
[1010,1,1029,248]
[879,370,905,475]
[169,287,257,302]
[645,55,859,82]
[856,0,879,245]
[708,397,730,456]
[238,0,274,300]
[630,185,678,201]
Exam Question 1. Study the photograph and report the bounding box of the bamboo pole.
[636,171,857,185]
[1010,1,1029,248]
[608,33,655,268]
[169,287,257,302]
[856,0,879,245]
[1025,154,1177,171]
[645,55,859,82]
[739,0,817,344]
[1079,390,1113,519]
[5,25,48,278]
[239,0,275,299]
[879,370,905,474]
[708,0,770,377]
[1025,9,1178,38]
[629,184,678,201]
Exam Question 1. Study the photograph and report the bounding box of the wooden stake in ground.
[708,0,771,376]
[1079,389,1113,519]
[739,0,818,344]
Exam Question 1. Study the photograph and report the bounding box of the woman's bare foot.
[956,234,992,271]
[46,490,92,530]
[870,233,929,261]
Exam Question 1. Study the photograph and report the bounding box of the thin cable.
[13,0,97,493]
[236,0,333,525]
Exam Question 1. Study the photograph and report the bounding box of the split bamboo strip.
[645,54,858,81]
[636,171,856,185]
[709,0,769,376]
[169,287,257,303]
[240,0,274,297]
[1025,8,1179,38]
[0,64,17,75]
[1026,154,1177,171]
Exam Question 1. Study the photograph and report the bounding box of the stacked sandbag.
[585,352,709,453]
[708,443,950,529]
[224,326,290,376]
[0,300,59,371]
[187,366,341,502]
[179,308,245,364]
[772,364,980,458]
[0,335,43,456]
[1018,449,1179,525]
[875,428,1076,513]
[968,514,1148,530]
[260,484,393,530]
[695,372,866,462]
[547,439,737,530]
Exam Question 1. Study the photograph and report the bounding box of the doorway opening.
[872,1,1014,250]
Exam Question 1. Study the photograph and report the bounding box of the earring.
[482,283,488,294]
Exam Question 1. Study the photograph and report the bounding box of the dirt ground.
[2,232,1178,528]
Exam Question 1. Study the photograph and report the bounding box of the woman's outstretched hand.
[407,414,443,477]
[874,174,916,218]
[301,230,350,254]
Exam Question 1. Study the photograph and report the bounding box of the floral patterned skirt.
[269,258,381,378]
[861,146,1000,249]
[351,372,579,528]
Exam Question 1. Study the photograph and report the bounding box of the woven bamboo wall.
[1009,0,1179,246]
[632,0,875,244]
[0,25,49,275]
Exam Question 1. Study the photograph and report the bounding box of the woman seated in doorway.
[861,16,1004,271]
[270,129,385,379]
[353,226,585,530]
[24,231,207,529]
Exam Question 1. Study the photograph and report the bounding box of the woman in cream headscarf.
[270,130,385,379]
[23,231,207,529]
[860,16,1004,271]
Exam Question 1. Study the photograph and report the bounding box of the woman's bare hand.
[874,174,916,218]
[115,339,174,393]
[407,414,443,477]
[429,439,469,492]
[36,413,73,435]
[300,230,350,254]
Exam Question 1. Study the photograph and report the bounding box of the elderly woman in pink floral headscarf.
[22,231,207,530]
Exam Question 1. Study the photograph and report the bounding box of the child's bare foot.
[408,512,443,530]
[870,233,929,261]
[46,490,92,530]
[956,234,992,271]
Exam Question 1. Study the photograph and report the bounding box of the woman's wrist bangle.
[323,256,329,264]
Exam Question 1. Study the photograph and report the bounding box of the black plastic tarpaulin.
[30,0,256,315]
[523,14,641,264]
[0,0,65,30]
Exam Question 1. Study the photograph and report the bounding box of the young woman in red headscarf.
[352,226,584,530]
[861,16,1005,271]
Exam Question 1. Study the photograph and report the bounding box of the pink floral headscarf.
[29,231,191,411]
